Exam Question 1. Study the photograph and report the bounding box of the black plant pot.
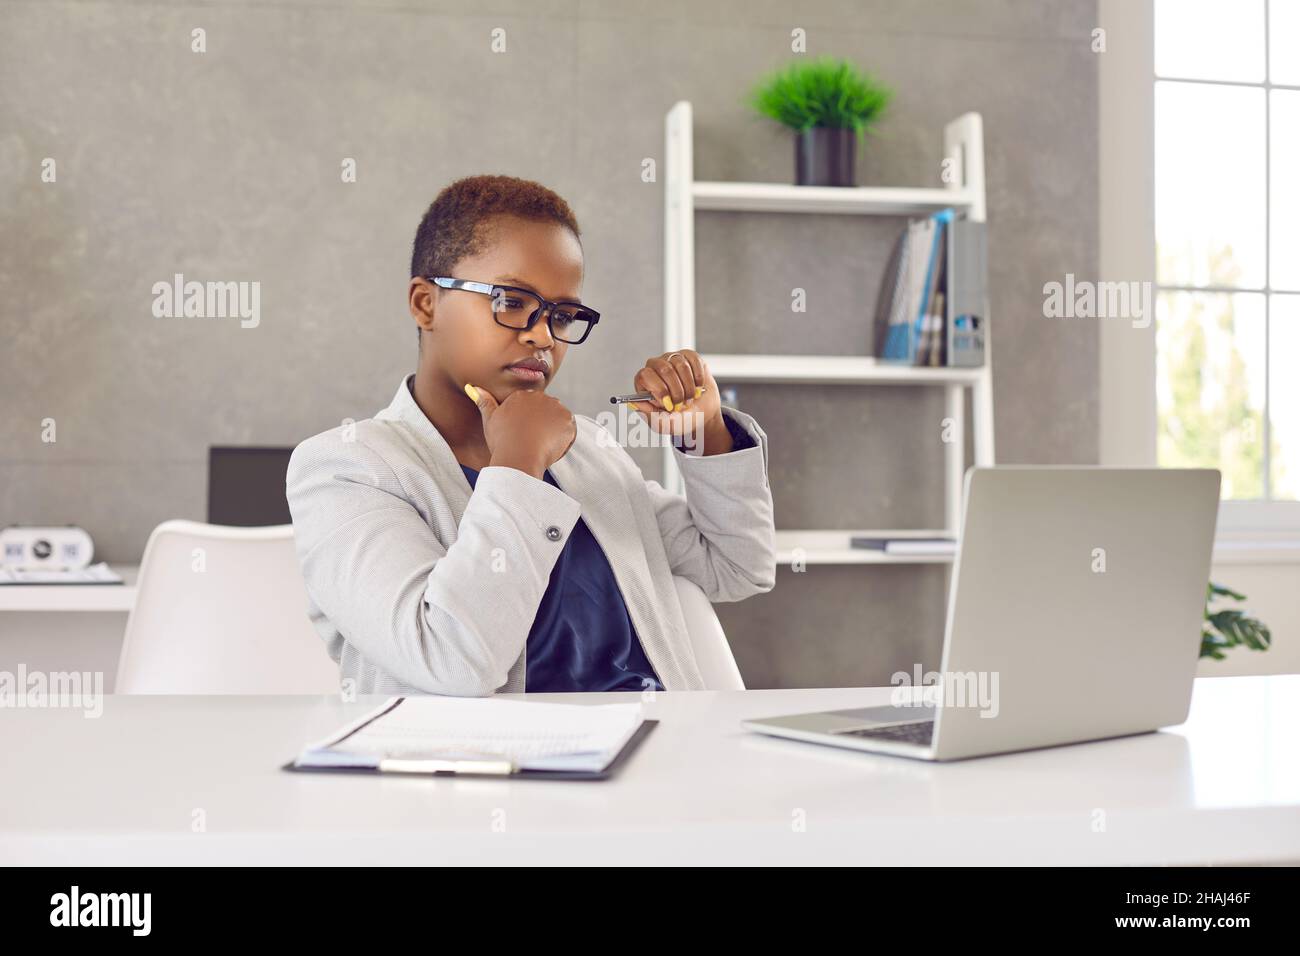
[795,126,858,187]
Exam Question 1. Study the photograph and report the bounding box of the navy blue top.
[459,463,665,693]
[456,410,757,693]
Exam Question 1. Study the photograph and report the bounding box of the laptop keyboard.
[836,721,935,746]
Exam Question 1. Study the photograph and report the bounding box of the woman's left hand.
[629,349,721,436]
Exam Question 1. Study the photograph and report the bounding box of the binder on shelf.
[916,210,950,366]
[872,228,909,361]
[874,208,986,367]
[946,217,987,367]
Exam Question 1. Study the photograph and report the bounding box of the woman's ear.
[408,277,437,337]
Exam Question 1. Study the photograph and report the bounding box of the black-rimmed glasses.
[428,276,600,345]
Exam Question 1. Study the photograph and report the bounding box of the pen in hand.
[610,385,707,406]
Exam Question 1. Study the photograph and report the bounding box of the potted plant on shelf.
[1200,583,1271,660]
[748,56,893,188]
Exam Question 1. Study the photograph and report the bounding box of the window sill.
[1212,535,1300,566]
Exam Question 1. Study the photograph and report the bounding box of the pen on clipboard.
[378,748,517,775]
[610,385,707,405]
[379,757,516,775]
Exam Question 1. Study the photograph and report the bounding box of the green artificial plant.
[748,56,893,138]
[1201,583,1272,660]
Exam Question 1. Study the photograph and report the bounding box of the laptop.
[742,467,1221,761]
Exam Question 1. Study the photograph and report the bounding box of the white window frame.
[1099,0,1300,539]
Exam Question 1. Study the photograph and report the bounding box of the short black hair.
[411,174,581,277]
[410,175,582,349]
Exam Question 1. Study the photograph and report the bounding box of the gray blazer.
[285,374,776,695]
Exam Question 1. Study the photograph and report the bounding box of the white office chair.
[672,576,745,690]
[115,520,339,694]
[116,521,742,694]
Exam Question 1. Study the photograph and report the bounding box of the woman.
[286,174,775,695]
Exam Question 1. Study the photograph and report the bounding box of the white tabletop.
[2,676,1296,865]
[0,565,138,612]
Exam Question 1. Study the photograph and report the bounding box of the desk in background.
[0,566,138,690]
[0,565,139,613]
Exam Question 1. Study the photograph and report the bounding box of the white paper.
[295,696,645,773]
[0,561,123,585]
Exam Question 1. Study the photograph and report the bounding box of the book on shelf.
[849,536,958,556]
[873,207,986,368]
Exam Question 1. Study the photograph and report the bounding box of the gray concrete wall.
[0,0,1099,687]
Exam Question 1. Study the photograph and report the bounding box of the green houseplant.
[748,56,893,187]
[1201,583,1271,660]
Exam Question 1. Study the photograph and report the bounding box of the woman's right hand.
[465,384,576,479]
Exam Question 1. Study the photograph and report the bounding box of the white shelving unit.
[662,101,995,566]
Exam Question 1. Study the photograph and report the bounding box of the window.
[1154,0,1300,510]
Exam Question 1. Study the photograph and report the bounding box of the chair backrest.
[116,520,339,694]
[672,576,745,691]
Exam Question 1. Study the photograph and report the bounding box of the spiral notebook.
[283,696,656,781]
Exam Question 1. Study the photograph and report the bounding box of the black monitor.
[207,446,294,527]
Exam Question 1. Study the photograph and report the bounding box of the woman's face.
[414,214,585,401]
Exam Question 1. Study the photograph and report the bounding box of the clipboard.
[281,719,658,781]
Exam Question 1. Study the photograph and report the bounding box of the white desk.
[0,566,139,691]
[0,565,138,612]
[1,676,1296,865]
